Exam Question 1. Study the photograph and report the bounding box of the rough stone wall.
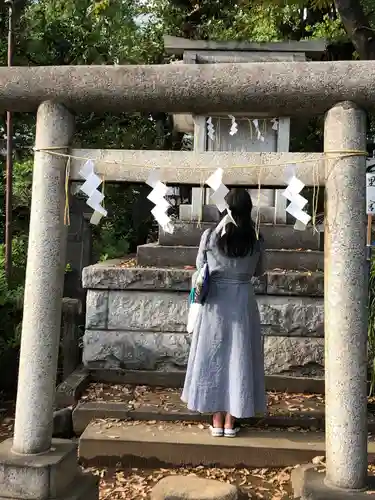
[82,262,324,376]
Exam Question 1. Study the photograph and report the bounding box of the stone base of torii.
[0,62,371,499]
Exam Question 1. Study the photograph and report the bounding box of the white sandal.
[209,426,224,437]
[224,427,240,438]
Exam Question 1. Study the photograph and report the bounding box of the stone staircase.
[138,222,323,270]
[82,221,324,379]
[74,383,375,469]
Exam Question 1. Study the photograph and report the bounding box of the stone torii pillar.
[13,101,74,455]
[293,101,369,498]
[324,102,368,490]
[0,101,98,499]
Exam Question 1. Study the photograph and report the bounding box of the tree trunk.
[335,0,375,59]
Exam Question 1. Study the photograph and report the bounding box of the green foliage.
[17,0,164,66]
[0,238,25,395]
[0,156,31,378]
[92,184,157,261]
[254,0,333,9]
[150,0,349,42]
[0,159,33,240]
[0,237,26,355]
[75,113,164,260]
[305,14,347,41]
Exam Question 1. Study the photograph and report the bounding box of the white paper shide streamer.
[366,161,375,214]
[205,168,237,235]
[252,119,265,142]
[206,168,228,213]
[146,170,174,234]
[206,117,215,141]
[282,172,311,229]
[228,115,238,136]
[216,208,237,236]
[204,117,281,141]
[79,160,107,225]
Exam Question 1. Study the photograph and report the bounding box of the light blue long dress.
[181,228,266,418]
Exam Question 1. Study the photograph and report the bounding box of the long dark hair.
[217,188,258,258]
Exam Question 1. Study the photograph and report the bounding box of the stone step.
[137,244,324,271]
[88,368,325,393]
[160,221,322,249]
[73,399,375,437]
[72,385,375,437]
[79,421,375,468]
[72,400,326,435]
[73,386,330,435]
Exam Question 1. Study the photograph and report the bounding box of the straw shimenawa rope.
[34,147,368,227]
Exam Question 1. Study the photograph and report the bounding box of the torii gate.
[0,62,372,499]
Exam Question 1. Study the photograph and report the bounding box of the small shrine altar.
[82,36,326,378]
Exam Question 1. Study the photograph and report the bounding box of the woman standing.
[181,188,266,437]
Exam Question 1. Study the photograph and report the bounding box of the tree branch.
[334,0,375,59]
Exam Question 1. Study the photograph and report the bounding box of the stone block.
[267,271,324,297]
[85,290,108,328]
[82,329,323,375]
[60,298,82,381]
[258,296,324,337]
[107,290,189,332]
[100,290,323,337]
[55,367,90,409]
[83,264,193,291]
[0,473,99,500]
[83,288,324,376]
[159,221,320,250]
[291,464,375,500]
[82,330,191,370]
[264,336,324,375]
[260,249,324,271]
[179,204,220,222]
[137,244,196,268]
[151,475,237,500]
[0,438,80,499]
[159,221,213,247]
[53,408,74,439]
[179,204,288,225]
[137,244,324,271]
[82,263,324,296]
[82,264,267,294]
